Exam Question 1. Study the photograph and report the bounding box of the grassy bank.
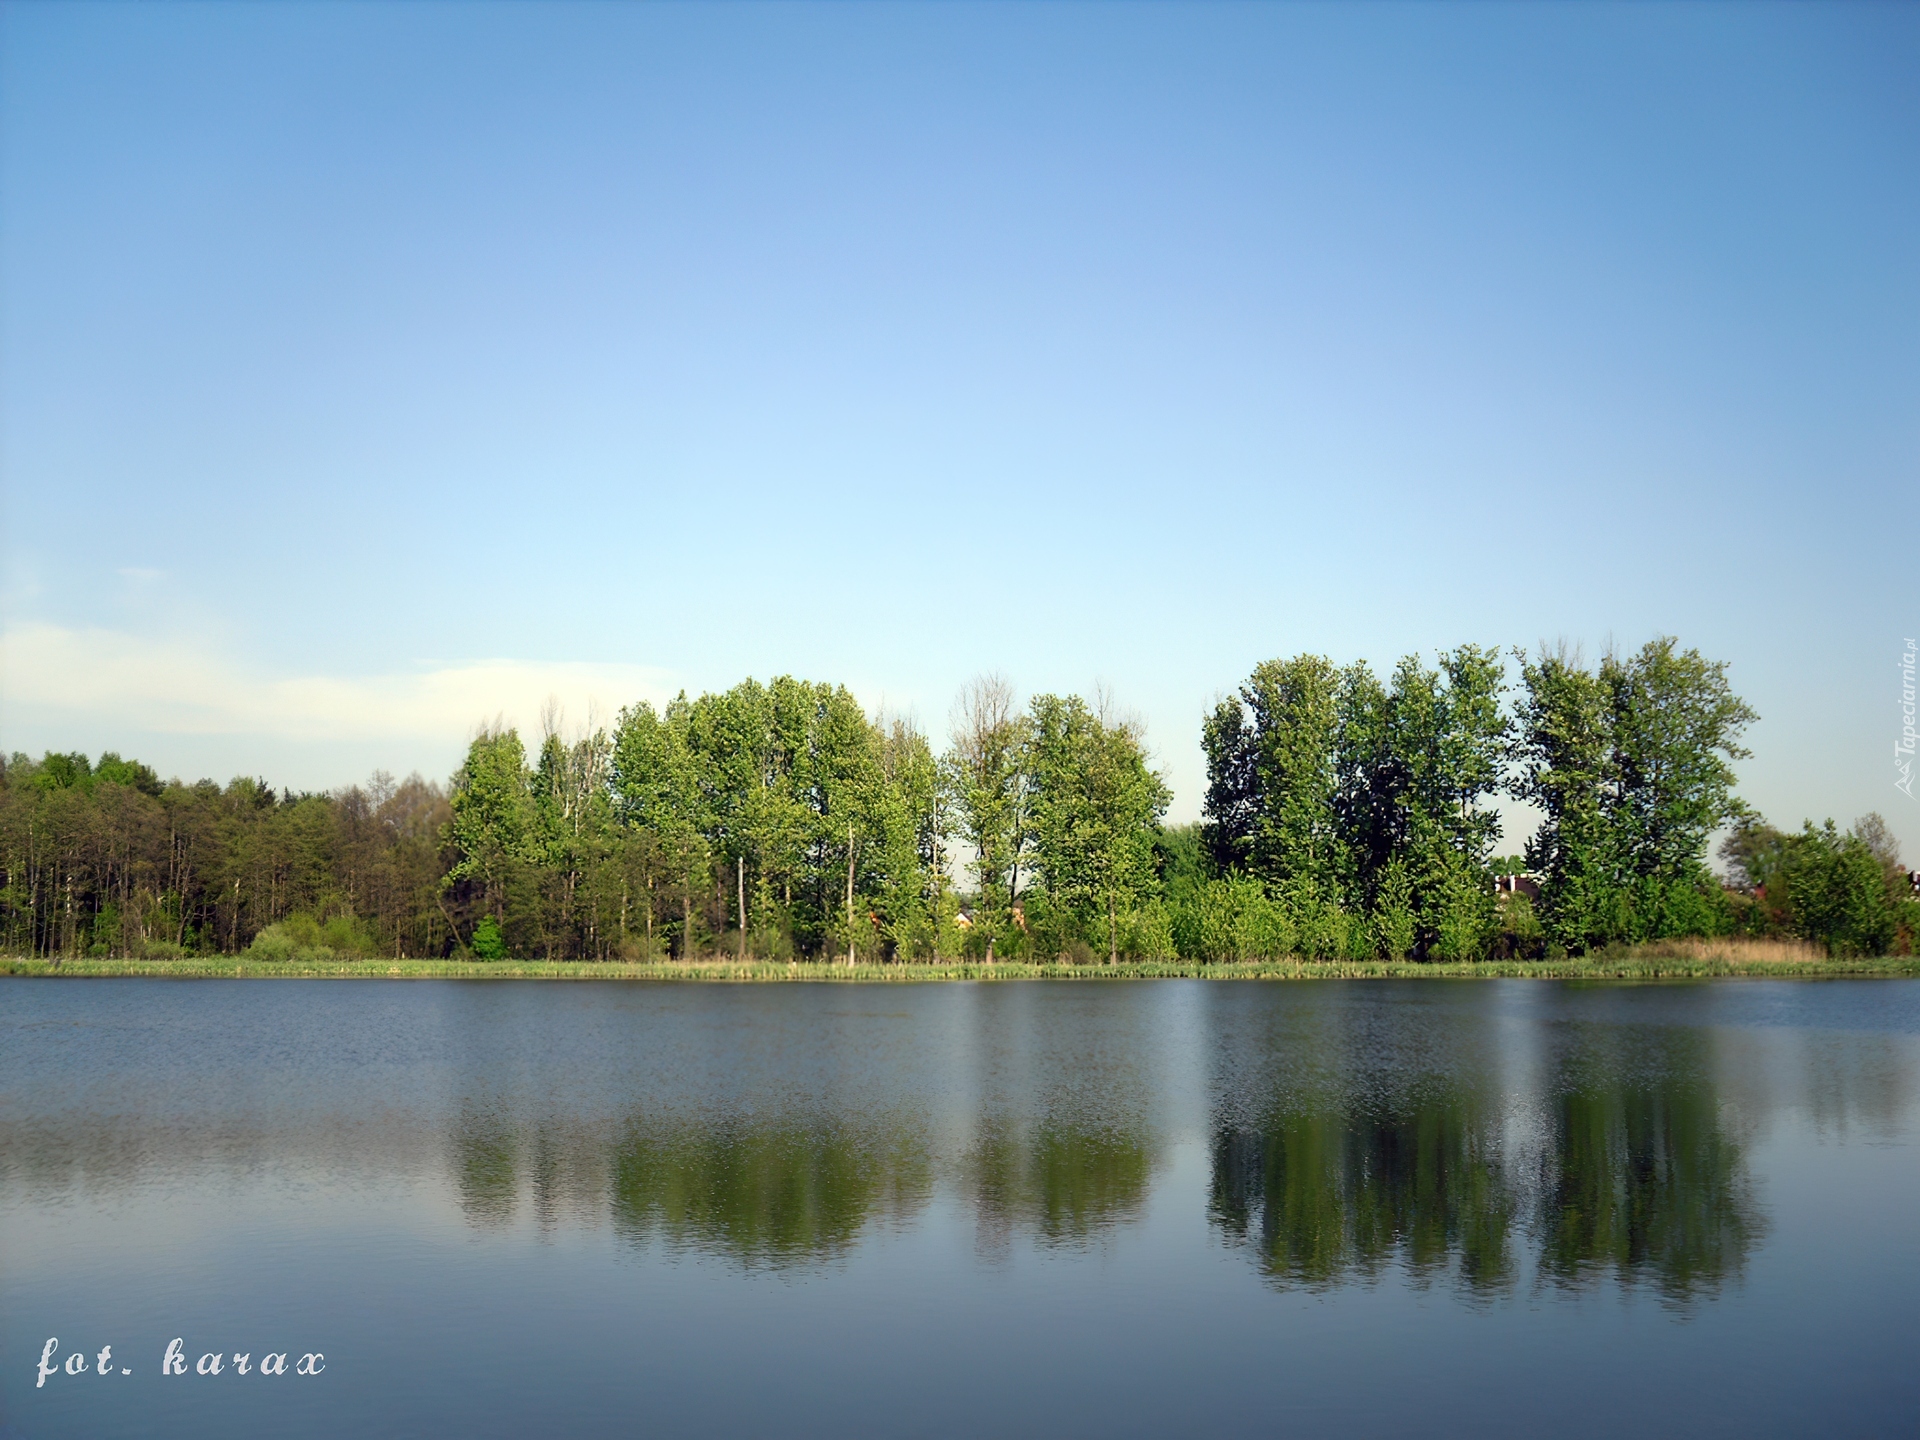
[5,939,1918,982]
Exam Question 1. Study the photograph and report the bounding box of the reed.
[6,948,1918,981]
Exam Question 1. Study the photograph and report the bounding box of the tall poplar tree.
[1512,638,1755,950]
[612,698,711,958]
[449,728,534,937]
[1026,694,1170,962]
[946,675,1030,961]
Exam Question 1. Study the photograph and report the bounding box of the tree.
[1851,812,1906,895]
[530,702,614,959]
[0,642,1796,966]
[448,728,534,944]
[607,677,940,964]
[1510,646,1618,951]
[612,698,711,959]
[878,713,948,960]
[684,683,766,960]
[1202,656,1346,896]
[804,684,889,965]
[1385,647,1509,960]
[1605,637,1757,890]
[1200,649,1509,960]
[1026,693,1170,962]
[1513,638,1755,951]
[945,675,1030,962]
[1784,822,1895,956]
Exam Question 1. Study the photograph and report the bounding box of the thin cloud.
[0,623,677,743]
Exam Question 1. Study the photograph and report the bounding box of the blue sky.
[2,2,1915,849]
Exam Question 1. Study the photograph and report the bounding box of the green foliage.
[1494,892,1545,959]
[245,926,300,963]
[1513,639,1755,952]
[449,729,534,905]
[246,912,376,963]
[1026,694,1170,961]
[1202,655,1347,891]
[612,679,947,962]
[945,676,1030,961]
[1155,823,1208,893]
[1372,858,1417,961]
[0,638,1868,965]
[1171,874,1292,962]
[1201,647,1508,960]
[32,751,93,792]
[1781,822,1896,957]
[0,753,453,960]
[290,912,370,952]
[93,752,164,796]
[470,916,508,960]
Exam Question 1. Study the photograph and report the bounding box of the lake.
[3,978,1916,1438]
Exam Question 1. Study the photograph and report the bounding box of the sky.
[1,2,1915,852]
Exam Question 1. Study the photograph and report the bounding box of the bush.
[1272,877,1374,960]
[247,924,297,962]
[1491,892,1545,960]
[246,911,371,963]
[1428,872,1497,962]
[471,916,508,960]
[1119,899,1176,960]
[1171,875,1294,961]
[1785,822,1895,956]
[1372,860,1416,960]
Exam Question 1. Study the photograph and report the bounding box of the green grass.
[6,951,1919,981]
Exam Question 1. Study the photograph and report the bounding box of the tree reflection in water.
[608,1113,934,1267]
[452,1111,519,1229]
[451,1107,935,1267]
[446,1000,1766,1294]
[1210,1102,1514,1294]
[450,1105,1158,1268]
[1536,1030,1762,1302]
[1211,1024,1764,1303]
[966,1118,1155,1253]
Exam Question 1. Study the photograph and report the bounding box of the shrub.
[1785,822,1895,956]
[471,917,508,960]
[1492,892,1545,960]
[247,912,373,963]
[247,924,297,962]
[1175,874,1291,961]
[1429,872,1497,962]
[1119,899,1176,960]
[1372,860,1416,961]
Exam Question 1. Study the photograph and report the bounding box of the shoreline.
[5,954,1918,982]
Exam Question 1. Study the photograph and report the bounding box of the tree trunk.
[738,858,747,962]
[1109,892,1118,966]
[845,822,857,967]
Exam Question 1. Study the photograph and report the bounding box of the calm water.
[2,978,1916,1439]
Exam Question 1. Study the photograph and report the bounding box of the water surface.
[2,978,1915,1437]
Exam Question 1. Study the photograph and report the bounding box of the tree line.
[2,636,1909,962]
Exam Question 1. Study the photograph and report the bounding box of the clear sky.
[2,2,1915,851]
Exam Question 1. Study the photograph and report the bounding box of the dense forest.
[2,637,1909,962]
